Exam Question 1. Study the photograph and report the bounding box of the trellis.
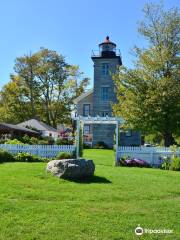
[73,116,123,164]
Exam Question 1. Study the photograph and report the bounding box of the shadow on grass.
[96,163,113,167]
[67,175,112,184]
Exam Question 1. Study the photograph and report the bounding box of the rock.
[46,159,95,179]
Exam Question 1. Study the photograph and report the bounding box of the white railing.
[117,146,180,166]
[0,144,76,158]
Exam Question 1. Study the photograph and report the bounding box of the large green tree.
[0,48,89,127]
[0,76,32,123]
[14,53,40,117]
[113,3,180,147]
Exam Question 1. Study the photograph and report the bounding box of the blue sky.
[0,0,179,88]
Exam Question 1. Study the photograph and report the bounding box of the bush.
[42,136,55,145]
[161,155,180,171]
[5,139,24,145]
[14,152,44,162]
[56,152,73,160]
[83,143,91,149]
[29,137,39,145]
[56,138,74,145]
[170,158,180,171]
[37,139,49,145]
[94,141,109,149]
[161,156,171,170]
[0,150,14,163]
[0,139,6,144]
[119,157,150,168]
[21,135,31,144]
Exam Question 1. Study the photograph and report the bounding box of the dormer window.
[102,63,109,76]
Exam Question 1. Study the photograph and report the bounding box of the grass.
[0,149,179,240]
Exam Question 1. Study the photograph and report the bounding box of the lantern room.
[99,36,116,57]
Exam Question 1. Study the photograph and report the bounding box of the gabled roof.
[0,122,39,135]
[73,89,93,104]
[17,119,58,132]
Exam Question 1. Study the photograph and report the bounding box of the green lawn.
[0,149,180,240]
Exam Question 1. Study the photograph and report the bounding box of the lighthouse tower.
[91,36,122,148]
[74,36,141,148]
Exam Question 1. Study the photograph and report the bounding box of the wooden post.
[76,119,80,159]
[151,147,154,166]
[115,121,119,166]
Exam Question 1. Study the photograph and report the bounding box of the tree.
[0,76,32,123]
[113,3,180,147]
[32,48,89,127]
[0,48,89,126]
[14,53,40,117]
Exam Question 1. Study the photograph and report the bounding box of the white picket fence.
[0,144,76,158]
[117,146,180,166]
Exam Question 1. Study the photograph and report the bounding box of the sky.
[0,0,179,89]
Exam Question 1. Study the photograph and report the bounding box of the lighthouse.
[74,36,141,148]
[91,36,122,148]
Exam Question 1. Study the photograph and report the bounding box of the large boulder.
[46,159,95,179]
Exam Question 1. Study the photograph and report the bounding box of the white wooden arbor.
[73,116,123,165]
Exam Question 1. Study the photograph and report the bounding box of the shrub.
[14,152,44,162]
[56,138,74,145]
[170,158,180,171]
[29,137,39,145]
[119,157,150,168]
[37,139,49,145]
[0,139,6,144]
[5,139,24,145]
[42,136,55,145]
[94,141,109,149]
[161,156,171,170]
[21,135,31,144]
[0,150,14,163]
[56,152,73,160]
[160,155,180,171]
[83,143,91,149]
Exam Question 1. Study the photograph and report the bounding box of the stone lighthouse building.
[74,36,141,148]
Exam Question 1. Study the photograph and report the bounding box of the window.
[101,87,109,101]
[84,125,90,135]
[83,104,90,116]
[102,63,109,76]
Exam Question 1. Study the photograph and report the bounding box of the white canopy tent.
[73,116,123,165]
